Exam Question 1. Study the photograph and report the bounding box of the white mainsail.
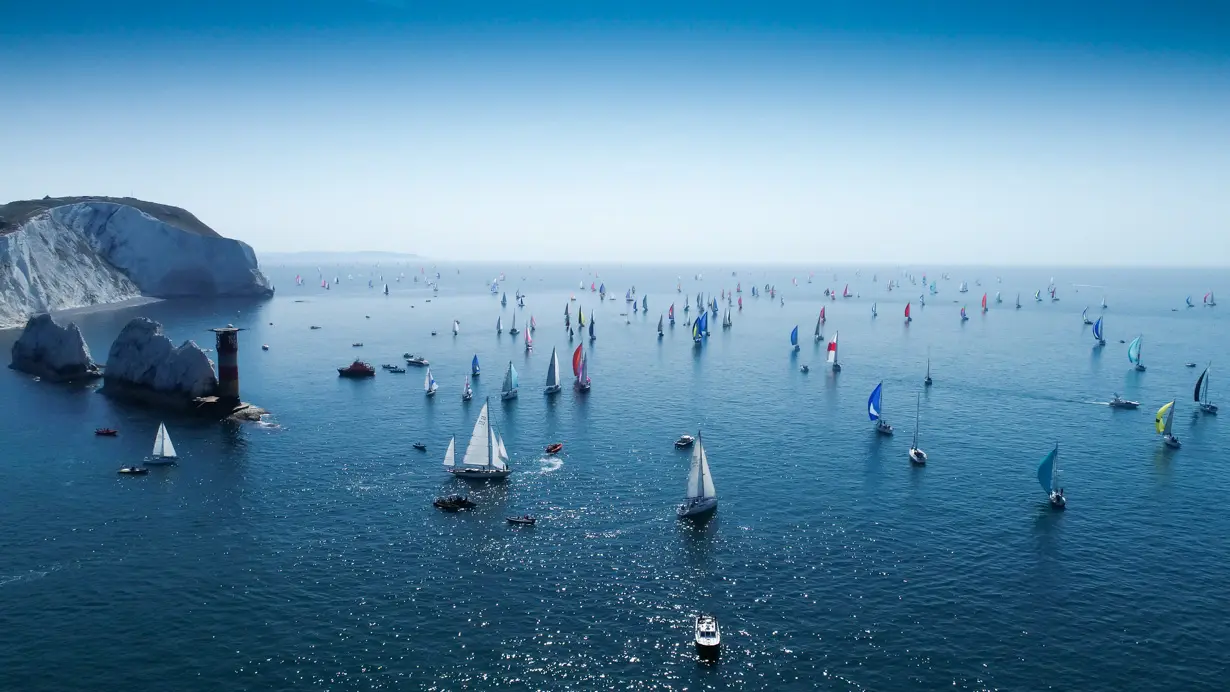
[463,402,492,467]
[151,422,177,458]
[686,435,716,500]
[442,436,456,468]
[546,347,561,388]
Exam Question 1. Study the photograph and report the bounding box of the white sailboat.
[677,430,717,519]
[544,347,562,394]
[445,399,512,479]
[462,375,473,401]
[452,319,460,336]
[148,422,177,465]
[908,393,927,464]
[424,368,438,396]
[501,361,519,400]
[496,315,503,334]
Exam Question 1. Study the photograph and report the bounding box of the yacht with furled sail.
[544,347,562,394]
[868,382,892,435]
[908,393,927,465]
[1156,400,1181,448]
[501,361,518,400]
[1037,444,1065,509]
[444,399,512,479]
[677,430,717,519]
[1129,335,1146,371]
[147,422,177,466]
[1195,364,1217,414]
[827,331,840,372]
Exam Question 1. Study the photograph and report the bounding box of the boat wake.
[539,457,564,474]
[0,564,61,588]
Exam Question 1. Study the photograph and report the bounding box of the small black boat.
[434,495,476,511]
[413,442,427,451]
[506,515,537,526]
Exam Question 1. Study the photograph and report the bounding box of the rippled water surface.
[1,265,1227,690]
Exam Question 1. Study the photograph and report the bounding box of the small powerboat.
[404,355,429,367]
[506,515,537,526]
[694,615,721,660]
[388,366,406,373]
[310,325,322,330]
[674,434,695,449]
[1186,362,1198,368]
[94,428,118,437]
[545,443,563,455]
[1108,394,1139,409]
[117,466,148,475]
[433,495,476,511]
[413,442,427,452]
[352,342,363,347]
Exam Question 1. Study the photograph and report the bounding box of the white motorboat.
[694,615,721,660]
[1108,393,1139,409]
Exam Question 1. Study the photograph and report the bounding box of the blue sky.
[2,1,1227,264]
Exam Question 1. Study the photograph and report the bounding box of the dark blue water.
[2,265,1227,691]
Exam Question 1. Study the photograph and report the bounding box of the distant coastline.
[259,251,420,264]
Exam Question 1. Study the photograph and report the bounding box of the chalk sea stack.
[0,196,272,329]
[9,313,101,381]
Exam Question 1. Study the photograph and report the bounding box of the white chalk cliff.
[0,197,272,329]
[9,313,101,381]
[103,317,218,399]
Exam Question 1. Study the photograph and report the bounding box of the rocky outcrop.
[9,313,101,381]
[101,318,218,405]
[0,197,273,328]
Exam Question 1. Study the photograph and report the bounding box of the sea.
[1,264,1227,691]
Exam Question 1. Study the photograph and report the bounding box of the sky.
[1,1,1228,265]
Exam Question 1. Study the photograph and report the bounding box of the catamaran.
[1129,335,1146,371]
[501,361,519,400]
[1092,316,1106,346]
[1037,444,1065,508]
[573,344,591,391]
[677,431,717,519]
[462,375,473,401]
[909,393,927,464]
[1156,400,1181,448]
[827,331,840,372]
[444,399,512,479]
[790,326,799,351]
[868,382,892,435]
[545,347,562,394]
[1195,364,1218,414]
[148,422,177,465]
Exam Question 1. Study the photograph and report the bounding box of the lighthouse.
[209,325,244,403]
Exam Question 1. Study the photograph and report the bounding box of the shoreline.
[0,296,163,332]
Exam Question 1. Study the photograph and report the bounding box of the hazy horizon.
[3,1,1228,266]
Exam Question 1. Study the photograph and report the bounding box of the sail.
[1156,401,1174,435]
[1092,317,1103,341]
[578,353,589,384]
[669,304,675,320]
[867,382,883,421]
[981,293,987,310]
[453,320,460,335]
[152,422,177,458]
[572,345,583,376]
[1195,368,1207,402]
[686,435,716,500]
[820,306,826,321]
[904,302,911,319]
[1128,336,1142,364]
[443,436,456,468]
[463,403,491,466]
[472,354,480,375]
[496,316,502,332]
[790,326,798,346]
[530,315,537,330]
[657,314,664,332]
[588,318,595,339]
[643,296,648,311]
[547,348,561,387]
[698,311,708,334]
[827,332,838,363]
[503,362,518,392]
[1081,307,1087,322]
[495,433,509,470]
[511,313,517,330]
[1037,447,1056,494]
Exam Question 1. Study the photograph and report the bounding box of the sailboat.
[843,283,851,298]
[452,319,460,336]
[518,295,525,308]
[471,354,481,377]
[578,308,585,328]
[668,304,676,324]
[588,312,596,341]
[960,306,969,322]
[924,356,933,386]
[501,292,507,306]
[692,312,707,345]
[657,314,664,338]
[1034,290,1043,302]
[1050,287,1059,302]
[530,315,537,332]
[1186,296,1195,309]
[625,288,633,303]
[1081,307,1093,325]
[524,328,533,351]
[147,422,177,465]
[383,284,389,295]
[814,312,823,341]
[677,430,717,519]
[868,382,892,435]
[444,399,512,479]
[633,301,638,314]
[1015,293,1021,309]
[424,368,438,396]
[1101,296,1108,310]
[1092,316,1105,346]
[542,347,562,395]
[1037,444,1065,508]
[904,302,911,323]
[871,302,878,318]
[462,375,473,401]
[908,394,927,464]
[981,293,988,313]
[642,295,648,312]
[1128,335,1146,371]
[827,332,840,371]
[501,361,518,400]
[509,312,520,335]
[959,281,969,293]
[790,326,799,351]
[496,316,503,334]
[1195,364,1218,414]
[1205,291,1217,307]
[738,296,743,310]
[722,309,732,329]
[1156,400,1181,448]
[995,291,1002,304]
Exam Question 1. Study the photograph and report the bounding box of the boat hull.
[1049,493,1066,509]
[678,497,717,519]
[1164,435,1182,449]
[448,468,512,480]
[146,458,176,466]
[908,448,927,465]
[501,390,518,400]
[544,385,561,395]
[1200,403,1219,414]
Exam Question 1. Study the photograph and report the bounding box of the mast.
[913,394,920,448]
[697,430,705,498]
[486,397,494,469]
